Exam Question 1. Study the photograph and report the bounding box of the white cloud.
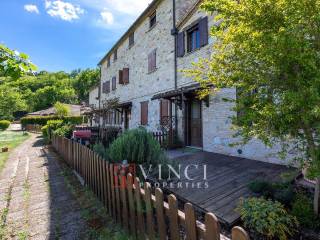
[24,4,40,14]
[100,9,114,25]
[104,0,152,16]
[45,0,84,21]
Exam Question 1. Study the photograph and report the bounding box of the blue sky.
[0,0,152,72]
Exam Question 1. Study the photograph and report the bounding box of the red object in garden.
[73,130,92,139]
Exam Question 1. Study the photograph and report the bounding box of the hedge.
[21,115,87,126]
[0,120,10,131]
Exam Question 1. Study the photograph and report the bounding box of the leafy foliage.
[72,68,99,102]
[107,128,168,166]
[0,44,36,79]
[54,102,70,117]
[238,197,298,240]
[21,116,85,126]
[53,124,74,138]
[0,120,10,130]
[249,180,295,206]
[188,0,320,212]
[291,193,320,230]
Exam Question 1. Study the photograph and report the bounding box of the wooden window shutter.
[177,31,185,57]
[160,99,169,120]
[123,68,129,84]
[105,81,110,93]
[148,49,157,73]
[119,70,123,84]
[112,76,116,90]
[148,52,152,73]
[199,16,208,47]
[141,101,148,125]
[102,82,107,93]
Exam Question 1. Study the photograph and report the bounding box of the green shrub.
[248,180,295,206]
[53,125,73,138]
[238,197,298,240]
[41,125,49,139]
[248,180,271,194]
[93,143,108,160]
[0,120,10,130]
[291,194,320,230]
[21,116,86,126]
[107,128,168,166]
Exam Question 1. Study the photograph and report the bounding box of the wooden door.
[189,100,202,147]
[124,109,130,130]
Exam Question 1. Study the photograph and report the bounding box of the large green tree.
[188,0,320,214]
[72,68,99,102]
[0,85,27,120]
[0,44,36,79]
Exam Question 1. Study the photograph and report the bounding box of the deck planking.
[165,151,294,226]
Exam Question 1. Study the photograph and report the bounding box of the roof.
[98,0,161,66]
[27,104,87,117]
[176,0,203,29]
[152,83,202,100]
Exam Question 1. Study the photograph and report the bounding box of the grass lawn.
[0,131,30,173]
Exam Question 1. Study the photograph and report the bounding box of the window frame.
[149,11,157,29]
[114,49,118,62]
[129,32,135,48]
[187,25,201,53]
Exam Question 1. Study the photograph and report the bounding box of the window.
[107,57,111,67]
[149,11,156,29]
[148,49,157,73]
[112,76,116,90]
[119,70,123,84]
[114,110,122,125]
[160,99,170,125]
[123,68,129,84]
[141,101,148,125]
[114,49,117,61]
[177,17,208,57]
[187,25,200,52]
[129,32,134,47]
[102,81,110,93]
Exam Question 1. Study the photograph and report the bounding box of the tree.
[72,68,99,102]
[0,44,36,79]
[54,102,70,117]
[0,85,27,120]
[187,0,320,214]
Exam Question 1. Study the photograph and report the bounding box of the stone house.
[89,0,292,165]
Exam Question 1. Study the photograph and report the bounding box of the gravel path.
[0,134,86,239]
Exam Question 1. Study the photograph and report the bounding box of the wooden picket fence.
[152,131,168,147]
[52,135,250,240]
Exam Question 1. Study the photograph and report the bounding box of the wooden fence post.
[168,194,179,240]
[144,182,155,240]
[127,173,136,237]
[155,188,166,240]
[205,213,220,240]
[185,203,197,240]
[134,177,145,239]
[120,173,129,232]
[232,227,250,240]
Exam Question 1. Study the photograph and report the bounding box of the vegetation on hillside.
[0,44,99,121]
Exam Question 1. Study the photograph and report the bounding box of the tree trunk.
[314,177,320,216]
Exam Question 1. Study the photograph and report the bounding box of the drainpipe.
[98,65,102,128]
[172,0,179,141]
[172,0,178,90]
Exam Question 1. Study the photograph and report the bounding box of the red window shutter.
[112,77,116,90]
[141,101,148,125]
[148,50,157,73]
[123,68,129,84]
[199,16,208,47]
[119,70,123,84]
[177,32,185,57]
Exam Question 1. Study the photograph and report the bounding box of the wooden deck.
[165,151,294,226]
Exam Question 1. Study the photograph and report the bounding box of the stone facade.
[90,0,292,165]
[89,86,99,109]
